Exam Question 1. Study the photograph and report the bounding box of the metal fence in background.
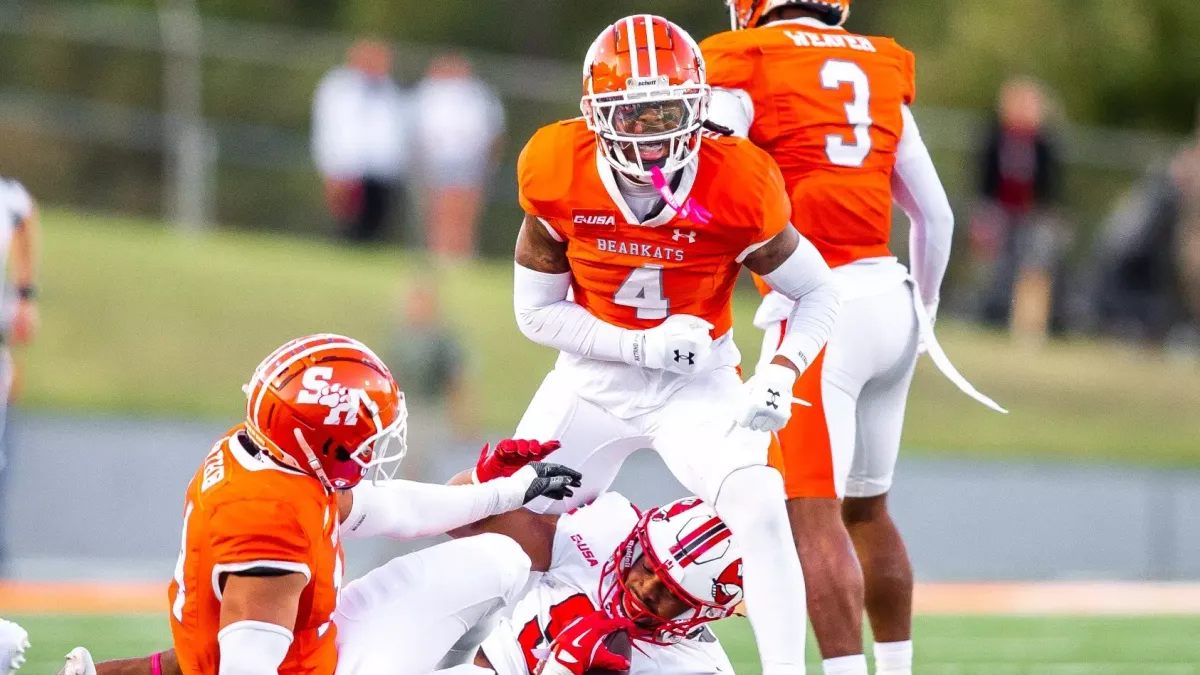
[5,410,1200,583]
[0,2,1187,250]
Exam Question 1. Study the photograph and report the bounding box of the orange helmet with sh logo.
[243,334,408,491]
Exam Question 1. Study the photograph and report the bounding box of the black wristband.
[17,285,35,301]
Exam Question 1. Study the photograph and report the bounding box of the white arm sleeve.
[513,262,640,364]
[341,467,534,541]
[760,233,841,371]
[218,621,292,675]
[893,105,954,309]
[708,88,754,138]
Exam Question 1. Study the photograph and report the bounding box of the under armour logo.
[674,350,696,365]
[672,229,697,243]
[766,389,781,410]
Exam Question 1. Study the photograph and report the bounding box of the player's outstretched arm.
[443,464,560,572]
[436,439,564,571]
[337,457,579,543]
[736,226,841,432]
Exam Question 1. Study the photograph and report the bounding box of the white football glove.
[60,647,96,675]
[735,363,799,432]
[0,620,28,675]
[634,315,714,374]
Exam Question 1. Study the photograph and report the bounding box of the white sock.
[822,654,868,675]
[873,640,912,675]
[715,466,807,675]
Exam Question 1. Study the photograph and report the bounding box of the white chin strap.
[293,428,335,494]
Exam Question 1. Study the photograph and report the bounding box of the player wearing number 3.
[700,2,1000,674]
[512,15,840,675]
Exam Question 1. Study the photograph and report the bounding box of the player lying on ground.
[56,333,581,675]
[508,15,841,675]
[62,446,750,675]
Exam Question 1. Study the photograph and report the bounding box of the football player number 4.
[821,60,873,167]
[614,264,669,320]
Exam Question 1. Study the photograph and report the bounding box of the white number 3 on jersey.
[821,60,873,168]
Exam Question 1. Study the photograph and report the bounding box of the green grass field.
[23,210,1200,464]
[11,613,1200,674]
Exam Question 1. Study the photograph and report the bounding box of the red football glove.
[473,439,563,483]
[538,611,632,675]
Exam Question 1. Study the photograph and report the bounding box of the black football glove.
[522,462,582,503]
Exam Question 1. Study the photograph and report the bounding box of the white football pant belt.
[908,277,1008,414]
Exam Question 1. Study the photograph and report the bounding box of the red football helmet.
[726,0,852,30]
[600,498,744,644]
[581,15,710,178]
[243,334,408,491]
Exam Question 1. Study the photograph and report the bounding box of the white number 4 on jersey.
[614,265,670,320]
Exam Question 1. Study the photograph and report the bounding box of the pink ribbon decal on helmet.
[651,166,712,225]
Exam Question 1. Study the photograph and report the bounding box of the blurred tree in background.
[54,0,1197,130]
[0,0,1196,248]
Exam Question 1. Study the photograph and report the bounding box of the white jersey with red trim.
[478,493,736,675]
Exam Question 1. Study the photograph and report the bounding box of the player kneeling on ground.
[52,333,580,675]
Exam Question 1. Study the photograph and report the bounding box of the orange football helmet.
[243,334,408,491]
[581,15,710,178]
[726,0,851,30]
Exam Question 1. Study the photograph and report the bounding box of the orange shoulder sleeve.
[208,499,313,574]
[877,40,918,106]
[747,149,791,246]
[517,122,578,219]
[699,32,756,91]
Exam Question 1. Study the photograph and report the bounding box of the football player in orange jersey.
[81,333,580,675]
[509,15,842,675]
[701,3,1004,674]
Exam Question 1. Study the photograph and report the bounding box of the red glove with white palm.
[537,611,632,675]
[473,439,563,483]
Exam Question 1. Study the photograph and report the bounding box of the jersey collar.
[228,432,306,476]
[765,17,846,31]
[594,149,700,228]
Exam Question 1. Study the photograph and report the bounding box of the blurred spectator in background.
[414,54,505,261]
[972,78,1065,343]
[312,39,412,243]
[0,176,39,574]
[386,274,477,465]
[1090,103,1200,349]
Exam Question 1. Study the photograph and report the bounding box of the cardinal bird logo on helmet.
[710,557,739,605]
[711,560,744,606]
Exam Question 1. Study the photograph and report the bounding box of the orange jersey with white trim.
[167,427,343,675]
[518,118,790,339]
[701,22,917,268]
